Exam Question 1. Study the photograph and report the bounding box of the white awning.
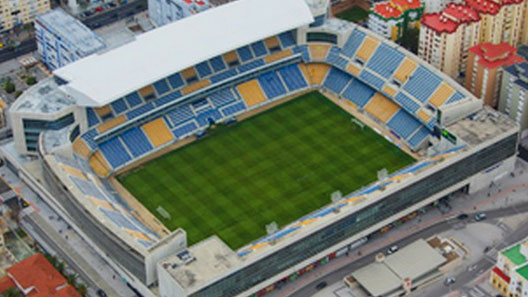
[54,0,314,107]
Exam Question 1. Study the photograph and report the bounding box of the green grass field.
[336,6,370,23]
[118,92,414,249]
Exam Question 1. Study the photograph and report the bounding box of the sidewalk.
[0,166,136,297]
[268,159,528,297]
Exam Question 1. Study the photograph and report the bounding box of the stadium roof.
[54,0,314,107]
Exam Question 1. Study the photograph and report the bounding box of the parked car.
[474,213,487,221]
[387,245,399,255]
[108,2,117,7]
[95,6,103,12]
[96,289,107,297]
[457,213,469,220]
[444,277,456,286]
[315,281,327,290]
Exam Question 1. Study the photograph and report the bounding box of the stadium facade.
[5,0,519,296]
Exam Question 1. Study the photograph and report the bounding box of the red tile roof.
[392,0,422,10]
[0,254,82,297]
[421,4,480,34]
[373,2,404,19]
[493,267,511,283]
[465,0,524,15]
[469,42,525,68]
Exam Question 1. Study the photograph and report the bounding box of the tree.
[2,287,24,297]
[398,27,420,54]
[4,79,15,94]
[26,76,36,85]
[76,283,87,296]
[66,274,77,288]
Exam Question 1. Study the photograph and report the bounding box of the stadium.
[4,0,519,296]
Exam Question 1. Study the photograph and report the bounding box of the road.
[0,0,148,63]
[289,203,528,297]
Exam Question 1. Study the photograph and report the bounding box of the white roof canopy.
[54,0,314,107]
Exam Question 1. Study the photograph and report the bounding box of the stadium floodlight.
[378,168,389,190]
[331,190,342,213]
[157,206,171,220]
[266,222,279,245]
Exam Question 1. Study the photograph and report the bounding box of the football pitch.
[118,91,415,249]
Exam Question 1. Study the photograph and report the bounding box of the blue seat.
[210,68,238,83]
[195,61,213,78]
[342,79,376,108]
[100,209,140,231]
[394,92,420,113]
[238,59,265,73]
[153,79,171,95]
[408,126,430,148]
[192,98,209,110]
[278,65,307,92]
[323,67,352,94]
[366,43,405,78]
[209,56,226,72]
[210,89,237,108]
[99,138,132,168]
[237,46,254,62]
[293,45,310,62]
[81,129,98,149]
[343,29,367,58]
[251,41,268,57]
[403,65,442,103]
[359,70,385,90]
[196,109,222,127]
[70,176,106,200]
[326,46,348,69]
[166,105,194,126]
[173,121,198,138]
[278,31,296,48]
[154,90,182,107]
[87,108,100,127]
[258,71,287,99]
[167,73,184,89]
[127,102,154,119]
[446,90,465,105]
[124,92,143,108]
[120,127,153,158]
[111,99,128,115]
[221,101,246,117]
[387,110,422,139]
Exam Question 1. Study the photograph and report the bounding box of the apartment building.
[421,0,463,13]
[35,9,106,70]
[491,239,528,297]
[465,42,524,107]
[0,0,50,32]
[465,0,526,46]
[419,3,481,78]
[498,62,528,133]
[148,0,211,27]
[368,0,423,41]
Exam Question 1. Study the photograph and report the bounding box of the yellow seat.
[142,118,174,147]
[61,164,87,180]
[393,58,418,84]
[264,49,293,63]
[94,105,112,117]
[181,79,211,95]
[72,138,91,158]
[305,63,330,85]
[138,85,155,99]
[382,85,398,98]
[97,115,126,133]
[223,51,239,65]
[356,37,379,62]
[346,63,361,76]
[265,36,280,50]
[89,151,111,176]
[417,109,432,123]
[365,93,400,123]
[181,67,197,80]
[308,44,331,61]
[429,83,455,107]
[237,80,267,107]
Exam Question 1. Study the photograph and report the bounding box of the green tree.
[4,77,15,94]
[2,287,24,297]
[66,274,77,288]
[26,76,36,85]
[76,283,87,296]
[398,27,420,54]
[14,90,22,98]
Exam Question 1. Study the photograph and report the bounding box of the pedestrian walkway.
[269,159,528,297]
